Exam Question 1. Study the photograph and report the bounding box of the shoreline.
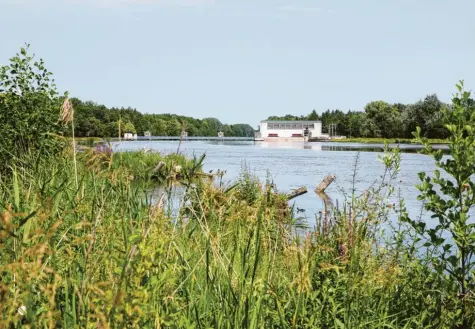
[324,137,449,144]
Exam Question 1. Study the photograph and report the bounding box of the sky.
[1,0,474,128]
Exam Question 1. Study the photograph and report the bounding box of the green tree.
[308,109,319,120]
[166,118,182,136]
[153,119,167,136]
[105,121,119,137]
[347,111,365,138]
[0,45,64,170]
[123,121,136,134]
[364,101,403,138]
[203,118,223,136]
[359,117,380,137]
[406,94,447,138]
[187,123,199,136]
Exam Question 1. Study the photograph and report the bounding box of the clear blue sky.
[1,0,474,128]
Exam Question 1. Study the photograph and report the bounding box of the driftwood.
[153,161,166,173]
[287,186,308,200]
[315,174,336,192]
[199,169,227,179]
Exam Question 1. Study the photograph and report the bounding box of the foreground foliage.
[1,139,474,328]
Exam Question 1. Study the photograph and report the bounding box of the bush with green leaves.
[0,45,64,172]
[403,81,475,328]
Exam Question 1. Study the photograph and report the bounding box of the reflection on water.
[254,141,449,153]
[113,140,451,227]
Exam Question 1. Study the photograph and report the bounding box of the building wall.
[313,122,322,137]
[260,122,322,138]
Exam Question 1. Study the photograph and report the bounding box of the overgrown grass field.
[1,133,475,328]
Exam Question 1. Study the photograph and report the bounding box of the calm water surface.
[113,140,444,227]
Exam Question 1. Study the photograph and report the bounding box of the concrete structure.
[254,131,264,141]
[136,136,253,141]
[257,120,322,141]
[217,131,224,138]
[124,133,138,140]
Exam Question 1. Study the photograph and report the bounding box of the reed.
[0,146,473,328]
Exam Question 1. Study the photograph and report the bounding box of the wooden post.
[287,186,307,200]
[316,191,333,209]
[315,174,336,193]
[316,191,334,233]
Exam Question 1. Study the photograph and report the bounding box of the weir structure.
[135,136,254,141]
[256,120,324,142]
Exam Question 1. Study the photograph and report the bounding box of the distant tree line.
[69,98,255,138]
[267,94,475,139]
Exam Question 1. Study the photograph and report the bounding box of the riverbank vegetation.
[2,47,475,328]
[329,137,450,144]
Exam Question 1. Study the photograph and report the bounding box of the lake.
[112,140,447,228]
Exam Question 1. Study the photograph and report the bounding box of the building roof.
[260,120,321,124]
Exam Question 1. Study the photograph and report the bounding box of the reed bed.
[0,146,473,329]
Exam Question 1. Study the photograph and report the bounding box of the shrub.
[403,81,475,327]
[0,45,65,172]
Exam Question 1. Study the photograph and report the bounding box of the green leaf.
[128,233,142,244]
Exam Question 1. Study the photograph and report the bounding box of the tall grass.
[0,145,473,328]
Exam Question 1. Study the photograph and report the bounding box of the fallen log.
[287,186,308,200]
[315,174,336,192]
[198,169,227,179]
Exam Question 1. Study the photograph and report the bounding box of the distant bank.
[73,136,449,145]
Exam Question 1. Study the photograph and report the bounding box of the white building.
[124,133,137,140]
[257,120,323,141]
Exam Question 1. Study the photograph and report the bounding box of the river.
[113,140,448,228]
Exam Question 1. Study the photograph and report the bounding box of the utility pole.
[118,115,121,142]
[328,123,337,139]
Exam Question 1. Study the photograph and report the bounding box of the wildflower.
[17,305,27,316]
